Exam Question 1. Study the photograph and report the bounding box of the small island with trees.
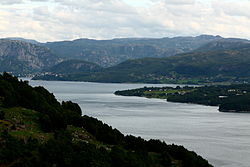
[115,84,250,113]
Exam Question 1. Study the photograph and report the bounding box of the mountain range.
[2,35,250,84]
[0,35,223,75]
[33,37,250,84]
[42,35,223,67]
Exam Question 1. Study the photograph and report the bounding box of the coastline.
[115,93,250,114]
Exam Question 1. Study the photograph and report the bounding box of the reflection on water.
[28,79,250,167]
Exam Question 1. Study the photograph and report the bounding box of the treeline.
[115,86,189,97]
[0,73,212,167]
[167,85,250,112]
[0,72,81,131]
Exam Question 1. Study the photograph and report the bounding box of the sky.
[0,0,250,42]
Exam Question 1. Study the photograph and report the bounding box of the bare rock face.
[0,39,62,75]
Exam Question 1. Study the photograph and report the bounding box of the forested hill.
[34,40,250,84]
[0,73,212,167]
[45,59,103,74]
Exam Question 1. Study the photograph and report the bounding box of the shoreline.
[115,93,250,113]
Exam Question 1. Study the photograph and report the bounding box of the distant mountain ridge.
[1,34,250,80]
[1,37,40,44]
[42,35,224,67]
[196,38,250,51]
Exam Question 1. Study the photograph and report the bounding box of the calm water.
[27,79,250,167]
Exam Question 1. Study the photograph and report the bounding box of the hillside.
[0,39,61,75]
[43,35,223,67]
[34,40,250,84]
[0,73,212,167]
[45,59,103,74]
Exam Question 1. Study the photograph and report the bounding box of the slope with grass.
[45,59,103,74]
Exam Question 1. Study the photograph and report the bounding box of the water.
[27,79,250,167]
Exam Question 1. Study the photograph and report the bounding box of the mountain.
[0,73,212,167]
[33,39,250,84]
[43,35,223,67]
[0,39,62,75]
[196,38,250,51]
[46,59,103,74]
[2,37,40,44]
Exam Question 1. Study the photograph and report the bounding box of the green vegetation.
[46,59,103,74]
[115,84,250,112]
[0,73,212,167]
[0,107,53,142]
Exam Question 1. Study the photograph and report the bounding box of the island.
[0,73,212,167]
[115,84,250,113]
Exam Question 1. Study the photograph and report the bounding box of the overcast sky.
[0,0,250,42]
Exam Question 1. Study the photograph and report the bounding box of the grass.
[67,125,95,143]
[1,107,110,148]
[66,125,112,150]
[143,89,195,99]
[1,107,53,142]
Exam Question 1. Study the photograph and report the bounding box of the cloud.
[54,0,137,15]
[33,6,50,16]
[0,0,23,5]
[30,0,50,1]
[160,0,196,5]
[211,1,250,18]
[1,0,250,42]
